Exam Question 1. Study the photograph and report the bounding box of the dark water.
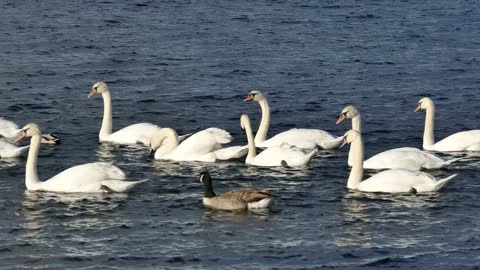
[1,0,480,269]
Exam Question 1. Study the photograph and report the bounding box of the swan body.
[337,105,460,170]
[245,90,341,150]
[342,129,456,193]
[0,138,29,158]
[199,172,273,210]
[415,97,480,151]
[241,114,317,167]
[150,127,233,162]
[17,123,145,193]
[89,82,163,146]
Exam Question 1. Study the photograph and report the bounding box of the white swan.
[337,105,460,170]
[241,114,317,167]
[16,123,145,193]
[415,97,480,151]
[244,90,342,150]
[0,117,59,144]
[88,82,165,146]
[149,127,237,162]
[341,129,457,193]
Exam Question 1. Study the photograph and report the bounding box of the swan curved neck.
[347,136,364,189]
[423,106,435,149]
[100,91,113,140]
[244,120,257,163]
[254,98,270,144]
[26,135,42,190]
[154,128,179,157]
[348,115,361,166]
[352,115,361,133]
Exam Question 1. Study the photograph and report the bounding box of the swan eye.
[94,86,98,90]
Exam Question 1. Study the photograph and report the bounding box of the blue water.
[1,0,480,269]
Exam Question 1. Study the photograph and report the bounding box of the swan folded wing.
[357,169,439,193]
[174,128,232,155]
[434,130,480,151]
[253,145,316,166]
[261,129,338,149]
[44,162,126,187]
[0,139,29,158]
[105,123,162,145]
[364,147,444,170]
[0,118,20,138]
[214,145,248,160]
[100,179,147,193]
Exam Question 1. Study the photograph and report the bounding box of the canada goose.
[199,172,273,210]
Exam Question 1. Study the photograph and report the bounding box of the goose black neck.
[201,173,216,198]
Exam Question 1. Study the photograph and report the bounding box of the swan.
[244,90,342,150]
[415,97,480,151]
[16,123,145,193]
[241,114,317,167]
[88,82,166,146]
[336,105,460,170]
[149,127,239,162]
[199,172,273,210]
[0,117,59,144]
[341,129,457,193]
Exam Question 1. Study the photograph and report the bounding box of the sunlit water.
[1,0,480,269]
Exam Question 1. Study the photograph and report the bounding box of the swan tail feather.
[320,137,343,150]
[101,179,147,193]
[433,174,458,192]
[443,157,464,166]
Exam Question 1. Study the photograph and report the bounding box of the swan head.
[240,114,251,130]
[199,171,216,198]
[15,123,42,142]
[148,128,178,158]
[88,82,109,98]
[244,90,265,102]
[340,129,361,148]
[336,105,359,125]
[414,97,434,112]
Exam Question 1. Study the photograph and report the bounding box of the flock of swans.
[2,81,480,210]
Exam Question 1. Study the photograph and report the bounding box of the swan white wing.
[357,169,441,193]
[173,128,232,155]
[250,145,317,167]
[0,139,29,158]
[39,162,126,193]
[0,118,20,138]
[433,130,480,151]
[259,128,340,150]
[103,123,162,145]
[214,145,248,160]
[363,147,446,170]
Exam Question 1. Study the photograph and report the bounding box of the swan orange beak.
[340,137,348,148]
[413,104,422,113]
[88,89,97,98]
[336,113,347,125]
[244,94,254,102]
[15,131,26,143]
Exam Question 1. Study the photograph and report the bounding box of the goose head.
[336,105,359,125]
[244,90,265,102]
[414,97,434,113]
[88,82,109,98]
[199,171,216,198]
[340,129,361,148]
[15,123,42,142]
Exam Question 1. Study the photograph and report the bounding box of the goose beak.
[244,94,254,102]
[147,148,155,159]
[336,113,347,125]
[15,131,26,143]
[340,137,348,148]
[413,104,422,113]
[88,89,97,98]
